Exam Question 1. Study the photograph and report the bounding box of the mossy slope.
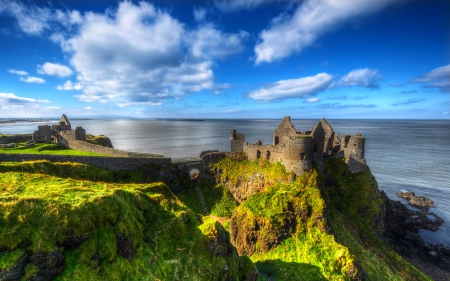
[0,168,256,280]
[213,158,432,281]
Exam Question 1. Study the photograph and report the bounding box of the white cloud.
[0,0,52,35]
[56,80,82,90]
[337,68,381,88]
[186,24,249,61]
[54,1,246,106]
[7,69,28,76]
[305,97,320,103]
[193,7,207,21]
[20,76,45,83]
[2,1,247,107]
[215,0,279,11]
[0,92,49,104]
[248,73,333,102]
[443,112,448,115]
[415,64,450,92]
[38,62,73,77]
[84,106,92,110]
[254,0,400,64]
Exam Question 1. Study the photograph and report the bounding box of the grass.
[0,168,255,280]
[0,142,109,157]
[214,157,433,281]
[322,158,432,281]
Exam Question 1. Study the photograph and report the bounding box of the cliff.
[211,157,435,280]
[0,161,256,281]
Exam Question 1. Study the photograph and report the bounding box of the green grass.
[0,142,109,156]
[0,170,255,280]
[322,158,432,281]
[201,181,238,217]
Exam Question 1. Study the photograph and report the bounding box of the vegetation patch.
[0,142,108,156]
[0,170,254,280]
[322,158,432,281]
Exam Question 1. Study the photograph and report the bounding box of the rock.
[410,196,434,209]
[397,191,435,210]
[398,191,415,200]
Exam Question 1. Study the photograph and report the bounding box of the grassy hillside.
[211,158,432,281]
[0,142,108,156]
[0,162,256,281]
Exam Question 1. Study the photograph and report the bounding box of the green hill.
[0,157,433,280]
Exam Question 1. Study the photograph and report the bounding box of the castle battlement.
[231,116,367,175]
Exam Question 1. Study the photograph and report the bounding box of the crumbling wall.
[33,125,54,143]
[0,134,32,144]
[282,135,314,175]
[311,121,325,172]
[343,134,366,173]
[230,130,245,153]
[273,116,297,146]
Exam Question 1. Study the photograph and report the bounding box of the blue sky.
[0,0,449,119]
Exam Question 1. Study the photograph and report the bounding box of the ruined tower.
[342,134,366,173]
[282,135,315,175]
[230,130,245,153]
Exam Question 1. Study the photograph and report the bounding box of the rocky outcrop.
[86,134,114,148]
[397,191,435,209]
[216,172,270,203]
[382,191,449,273]
[0,250,64,281]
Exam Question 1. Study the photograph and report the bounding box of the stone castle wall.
[0,154,171,170]
[58,130,162,158]
[0,134,33,144]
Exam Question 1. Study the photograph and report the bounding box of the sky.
[0,0,449,119]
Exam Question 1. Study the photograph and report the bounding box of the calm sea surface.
[1,119,449,246]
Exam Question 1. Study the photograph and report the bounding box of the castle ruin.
[230,116,366,175]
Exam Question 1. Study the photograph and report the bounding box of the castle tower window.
[274,136,279,145]
[300,153,306,160]
[257,150,261,158]
[266,151,270,159]
[313,144,317,153]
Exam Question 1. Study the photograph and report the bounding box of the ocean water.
[1,118,449,246]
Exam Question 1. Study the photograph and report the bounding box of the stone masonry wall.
[272,116,297,146]
[0,134,33,144]
[0,154,171,170]
[59,130,162,158]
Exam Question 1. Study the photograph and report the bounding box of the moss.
[23,263,39,279]
[322,158,432,281]
[201,181,238,217]
[0,142,108,156]
[0,248,25,271]
[212,158,291,188]
[0,170,250,280]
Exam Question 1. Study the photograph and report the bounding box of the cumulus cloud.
[7,69,28,75]
[187,24,249,61]
[415,64,450,92]
[43,1,246,106]
[38,62,73,77]
[56,80,82,90]
[391,98,425,106]
[20,76,45,83]
[0,92,49,104]
[2,1,248,107]
[248,73,333,102]
[254,0,399,64]
[337,68,381,88]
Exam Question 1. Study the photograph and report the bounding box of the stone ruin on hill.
[32,114,163,158]
[231,116,366,175]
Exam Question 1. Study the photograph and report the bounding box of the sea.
[1,118,449,247]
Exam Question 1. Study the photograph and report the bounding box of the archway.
[189,168,200,180]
